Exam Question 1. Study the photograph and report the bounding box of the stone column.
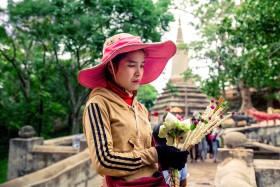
[215,132,257,187]
[7,126,43,180]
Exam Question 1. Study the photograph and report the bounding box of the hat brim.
[78,40,176,89]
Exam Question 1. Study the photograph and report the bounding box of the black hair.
[105,52,128,80]
[105,49,145,80]
[152,122,167,146]
[162,113,168,121]
[111,52,128,66]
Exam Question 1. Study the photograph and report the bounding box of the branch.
[39,40,53,73]
[1,40,25,85]
[81,59,93,69]
[269,43,280,58]
[76,47,81,70]
[0,44,30,100]
[54,48,75,106]
[23,40,34,77]
[76,88,91,111]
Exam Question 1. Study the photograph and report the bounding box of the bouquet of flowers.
[158,97,235,187]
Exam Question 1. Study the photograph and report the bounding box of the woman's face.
[115,50,145,91]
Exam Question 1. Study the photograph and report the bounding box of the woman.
[78,33,189,187]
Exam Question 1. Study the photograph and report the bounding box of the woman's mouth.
[133,80,140,83]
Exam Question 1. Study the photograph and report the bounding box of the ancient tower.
[151,18,209,123]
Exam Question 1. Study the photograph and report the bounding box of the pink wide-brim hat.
[78,33,176,89]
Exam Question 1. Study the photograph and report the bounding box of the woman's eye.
[128,65,135,67]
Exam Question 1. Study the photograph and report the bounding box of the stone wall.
[215,130,280,187]
[254,159,280,187]
[1,149,101,187]
[224,124,280,146]
[2,128,100,187]
[4,125,280,186]
[215,148,257,187]
[7,137,44,179]
[7,132,86,180]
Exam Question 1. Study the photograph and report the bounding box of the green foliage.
[222,0,280,89]
[177,43,187,50]
[166,80,178,94]
[0,0,174,143]
[182,0,280,102]
[0,156,8,184]
[137,84,158,111]
[182,69,201,83]
[200,77,222,98]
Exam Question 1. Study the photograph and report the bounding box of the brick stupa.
[151,18,209,123]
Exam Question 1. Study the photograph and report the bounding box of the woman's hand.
[155,145,189,170]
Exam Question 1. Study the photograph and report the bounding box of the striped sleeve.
[83,102,143,177]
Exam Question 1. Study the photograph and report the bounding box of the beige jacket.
[83,87,158,181]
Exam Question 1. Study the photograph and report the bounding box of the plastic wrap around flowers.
[158,97,234,187]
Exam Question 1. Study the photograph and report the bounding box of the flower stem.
[170,137,180,187]
[170,168,179,187]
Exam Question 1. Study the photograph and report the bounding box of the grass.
[0,156,8,184]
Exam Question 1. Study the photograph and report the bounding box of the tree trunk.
[222,87,227,100]
[38,99,43,136]
[266,88,273,108]
[238,81,254,114]
[71,106,81,134]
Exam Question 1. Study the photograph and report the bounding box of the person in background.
[175,113,184,121]
[78,33,189,187]
[206,134,214,158]
[211,125,224,162]
[189,112,199,163]
[197,137,208,161]
[153,122,188,187]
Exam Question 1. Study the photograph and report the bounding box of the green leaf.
[190,124,196,130]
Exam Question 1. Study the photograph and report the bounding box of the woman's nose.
[135,66,142,76]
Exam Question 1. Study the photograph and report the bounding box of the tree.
[166,80,178,95]
[0,22,66,136]
[178,0,280,113]
[221,0,280,112]
[137,84,158,111]
[0,0,175,135]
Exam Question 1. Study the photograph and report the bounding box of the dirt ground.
[94,158,218,187]
[186,158,218,187]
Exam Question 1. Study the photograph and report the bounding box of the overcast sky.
[151,9,209,93]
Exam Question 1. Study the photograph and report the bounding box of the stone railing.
[7,137,80,180]
[215,131,257,187]
[0,149,100,187]
[5,126,87,180]
[8,137,85,180]
[215,131,280,187]
[224,123,280,146]
[0,125,101,187]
